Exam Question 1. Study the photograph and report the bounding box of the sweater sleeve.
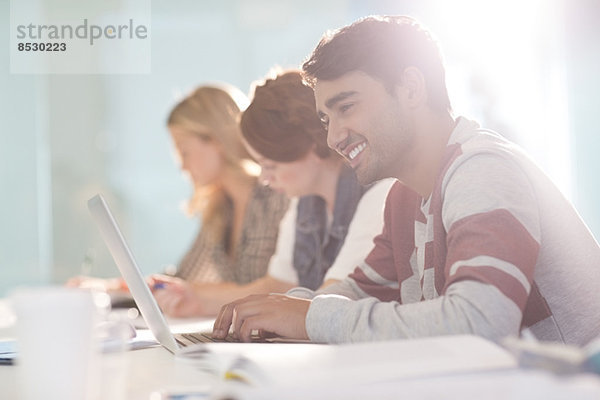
[305,152,541,344]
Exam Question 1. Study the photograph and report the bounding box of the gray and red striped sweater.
[291,117,600,346]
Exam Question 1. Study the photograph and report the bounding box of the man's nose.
[326,118,345,152]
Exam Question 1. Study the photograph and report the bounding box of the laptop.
[87,194,247,354]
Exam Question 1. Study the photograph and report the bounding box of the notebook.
[87,194,247,353]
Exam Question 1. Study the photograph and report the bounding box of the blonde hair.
[167,84,257,241]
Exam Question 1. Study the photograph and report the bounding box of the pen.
[151,388,210,399]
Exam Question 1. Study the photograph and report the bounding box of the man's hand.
[212,294,311,342]
[148,274,204,318]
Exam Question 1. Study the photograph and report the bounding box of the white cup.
[10,286,101,400]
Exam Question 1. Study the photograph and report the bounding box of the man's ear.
[401,66,427,108]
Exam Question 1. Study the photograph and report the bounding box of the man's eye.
[340,103,353,113]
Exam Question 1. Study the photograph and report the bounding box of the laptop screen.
[87,194,179,353]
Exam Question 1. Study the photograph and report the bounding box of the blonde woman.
[68,85,288,297]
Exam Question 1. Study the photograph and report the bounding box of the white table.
[1,344,218,400]
[2,300,600,400]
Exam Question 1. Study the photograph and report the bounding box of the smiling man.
[212,15,600,346]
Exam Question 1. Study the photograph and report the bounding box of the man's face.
[314,70,414,185]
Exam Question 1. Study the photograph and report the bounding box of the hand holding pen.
[148,274,205,318]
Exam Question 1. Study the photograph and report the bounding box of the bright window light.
[424,0,572,198]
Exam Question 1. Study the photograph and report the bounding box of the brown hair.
[167,85,256,241]
[240,70,334,162]
[302,15,451,114]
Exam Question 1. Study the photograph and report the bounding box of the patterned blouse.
[175,182,289,284]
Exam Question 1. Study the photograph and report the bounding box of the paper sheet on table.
[178,334,517,389]
[212,369,600,400]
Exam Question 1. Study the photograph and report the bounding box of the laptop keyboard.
[180,332,239,344]
[177,331,270,346]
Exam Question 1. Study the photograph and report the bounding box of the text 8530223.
[18,42,67,51]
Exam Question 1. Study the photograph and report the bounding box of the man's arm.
[211,276,523,343]
[305,281,522,343]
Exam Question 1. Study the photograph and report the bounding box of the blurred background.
[1,0,599,296]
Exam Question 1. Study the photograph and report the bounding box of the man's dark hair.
[302,15,451,113]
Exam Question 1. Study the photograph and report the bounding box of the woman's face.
[244,141,320,198]
[169,126,224,187]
